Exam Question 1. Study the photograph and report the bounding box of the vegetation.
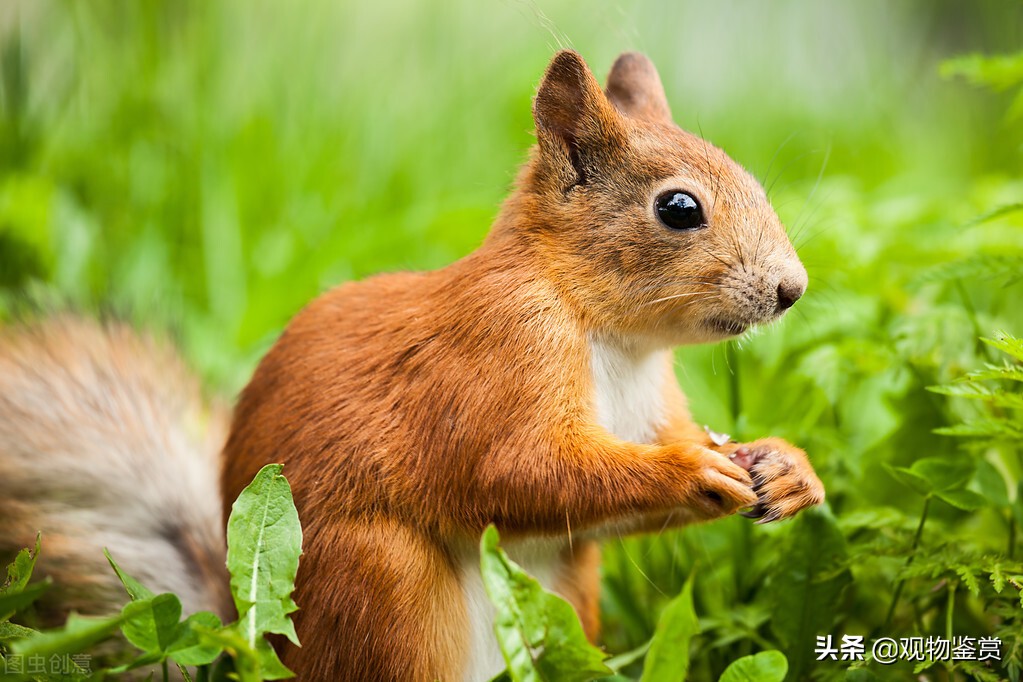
[1,1,1022,680]
[1,465,302,680]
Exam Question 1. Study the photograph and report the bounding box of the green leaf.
[11,612,124,657]
[973,459,1009,508]
[983,333,1023,363]
[169,611,225,667]
[107,651,166,675]
[768,507,851,682]
[909,456,974,492]
[2,533,41,596]
[604,640,650,673]
[121,593,184,654]
[882,463,931,495]
[718,651,788,682]
[107,549,224,666]
[0,620,36,641]
[963,364,1023,383]
[640,575,699,682]
[928,383,1023,409]
[940,52,1023,91]
[0,580,50,621]
[0,534,44,621]
[196,624,293,681]
[934,420,1023,439]
[105,548,156,601]
[965,203,1023,228]
[479,525,612,682]
[915,254,1023,284]
[227,463,303,649]
[934,488,988,511]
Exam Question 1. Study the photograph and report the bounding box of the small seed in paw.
[730,446,758,472]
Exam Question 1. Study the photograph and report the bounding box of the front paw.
[723,438,824,523]
[687,449,758,520]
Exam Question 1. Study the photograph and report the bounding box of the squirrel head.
[506,50,807,346]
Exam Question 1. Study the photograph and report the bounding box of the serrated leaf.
[928,383,1023,409]
[227,464,303,649]
[935,420,1023,439]
[480,525,612,682]
[963,364,1023,383]
[983,334,1023,362]
[1,534,44,622]
[991,563,1006,593]
[105,549,156,601]
[2,533,41,597]
[640,575,699,682]
[11,612,124,657]
[718,650,788,682]
[954,565,981,596]
[769,507,851,682]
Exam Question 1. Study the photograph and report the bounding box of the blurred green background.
[1,1,1022,680]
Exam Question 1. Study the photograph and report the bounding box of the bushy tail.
[0,316,232,623]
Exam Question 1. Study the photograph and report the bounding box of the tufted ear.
[533,50,627,186]
[605,52,672,124]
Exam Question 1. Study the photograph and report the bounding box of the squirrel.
[0,51,824,681]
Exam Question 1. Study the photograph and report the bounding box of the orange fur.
[220,50,824,681]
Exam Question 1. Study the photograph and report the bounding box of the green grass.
[2,1,1023,680]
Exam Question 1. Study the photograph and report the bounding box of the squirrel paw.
[724,438,824,523]
[688,449,758,519]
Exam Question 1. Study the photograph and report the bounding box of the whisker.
[759,130,799,187]
[790,146,832,244]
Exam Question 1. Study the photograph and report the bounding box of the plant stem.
[163,660,169,682]
[885,496,931,628]
[945,580,955,643]
[1009,513,1017,559]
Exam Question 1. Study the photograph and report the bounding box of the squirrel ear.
[533,50,626,185]
[605,52,672,124]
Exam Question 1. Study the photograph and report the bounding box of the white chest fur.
[588,334,668,443]
[459,337,668,681]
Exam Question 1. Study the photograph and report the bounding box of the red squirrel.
[0,51,823,681]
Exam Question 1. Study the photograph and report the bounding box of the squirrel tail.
[0,316,233,623]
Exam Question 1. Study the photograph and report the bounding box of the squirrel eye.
[655,191,706,231]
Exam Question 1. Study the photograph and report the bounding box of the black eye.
[655,191,706,231]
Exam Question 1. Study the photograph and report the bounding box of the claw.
[740,503,767,519]
[755,510,782,525]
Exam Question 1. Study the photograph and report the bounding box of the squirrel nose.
[776,280,804,311]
